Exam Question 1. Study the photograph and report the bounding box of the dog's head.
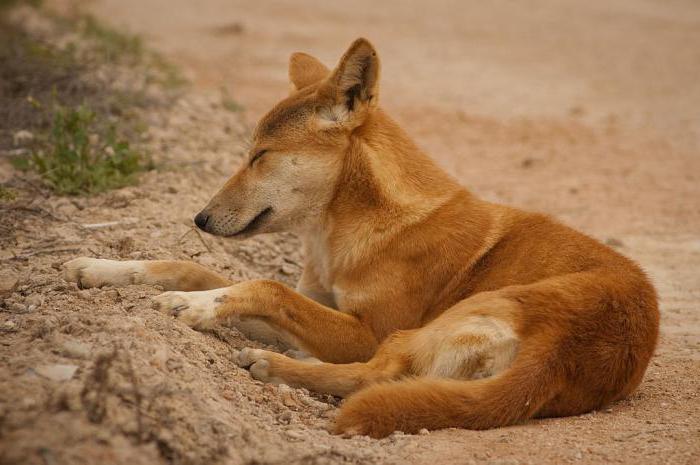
[194,38,381,238]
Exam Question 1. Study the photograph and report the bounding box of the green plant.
[221,87,243,112]
[77,14,186,89]
[13,105,151,195]
[149,53,187,89]
[80,14,143,63]
[0,0,42,10]
[0,185,16,201]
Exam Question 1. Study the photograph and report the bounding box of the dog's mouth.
[230,207,273,237]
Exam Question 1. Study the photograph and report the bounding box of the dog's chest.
[304,238,333,287]
[302,237,357,312]
[301,231,378,314]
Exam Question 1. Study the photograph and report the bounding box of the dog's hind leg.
[62,257,232,291]
[236,331,413,397]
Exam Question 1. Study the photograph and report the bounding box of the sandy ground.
[2,0,699,464]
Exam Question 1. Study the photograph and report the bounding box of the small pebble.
[13,129,34,146]
[25,294,45,308]
[2,321,18,332]
[61,339,91,359]
[6,302,27,314]
[0,271,19,297]
[34,364,78,381]
[605,237,624,248]
[284,429,305,441]
[280,264,296,275]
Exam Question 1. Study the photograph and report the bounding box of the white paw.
[152,288,228,329]
[237,347,285,384]
[63,257,145,289]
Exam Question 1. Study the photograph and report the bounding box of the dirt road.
[34,0,700,463]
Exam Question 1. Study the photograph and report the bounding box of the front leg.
[153,280,379,363]
[63,257,232,291]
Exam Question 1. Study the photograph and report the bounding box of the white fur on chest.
[299,227,374,314]
[304,235,333,290]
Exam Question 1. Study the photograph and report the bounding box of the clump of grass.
[221,87,244,113]
[76,14,186,89]
[149,52,188,89]
[222,97,244,113]
[0,185,16,202]
[0,0,42,10]
[1,4,188,196]
[0,23,88,150]
[80,14,143,63]
[12,104,152,195]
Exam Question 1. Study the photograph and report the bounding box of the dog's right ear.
[289,52,330,91]
[316,38,380,129]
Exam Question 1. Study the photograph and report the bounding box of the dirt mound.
[0,93,423,465]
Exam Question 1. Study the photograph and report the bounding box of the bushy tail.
[334,348,561,438]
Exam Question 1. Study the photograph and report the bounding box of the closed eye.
[250,149,268,165]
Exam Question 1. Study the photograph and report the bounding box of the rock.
[114,236,135,255]
[0,271,19,297]
[51,382,83,411]
[13,130,34,146]
[104,289,120,300]
[151,346,169,369]
[277,384,292,393]
[25,294,45,310]
[20,397,37,409]
[520,158,535,168]
[61,339,91,359]
[34,364,78,381]
[278,384,299,408]
[569,105,586,117]
[280,264,296,276]
[300,395,332,411]
[605,237,624,248]
[5,301,27,314]
[2,321,18,332]
[166,357,183,371]
[95,429,112,444]
[31,318,57,339]
[221,390,237,401]
[284,429,305,441]
[418,428,430,435]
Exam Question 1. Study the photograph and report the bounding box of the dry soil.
[1,1,699,464]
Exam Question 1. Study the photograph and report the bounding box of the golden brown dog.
[63,38,659,438]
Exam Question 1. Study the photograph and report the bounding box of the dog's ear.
[289,52,330,91]
[317,38,380,128]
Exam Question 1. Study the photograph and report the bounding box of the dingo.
[63,38,659,438]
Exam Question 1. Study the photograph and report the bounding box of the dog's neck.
[300,109,475,276]
[333,109,461,220]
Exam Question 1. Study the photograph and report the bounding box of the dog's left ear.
[317,38,380,128]
[289,52,330,91]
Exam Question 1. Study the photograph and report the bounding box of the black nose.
[194,212,210,230]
